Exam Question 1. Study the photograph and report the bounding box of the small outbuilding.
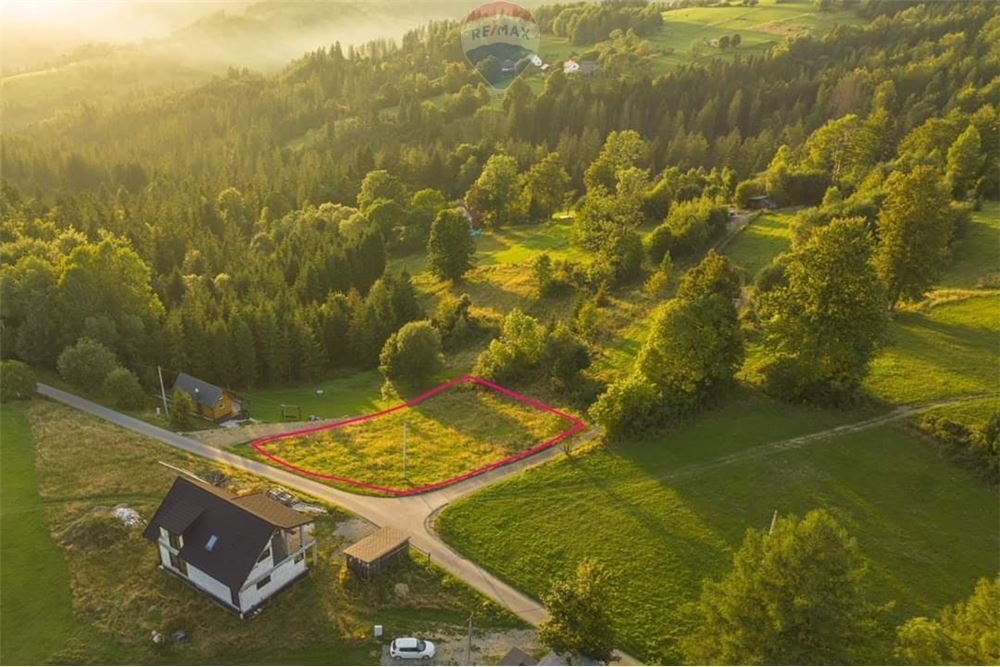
[343,526,410,580]
[747,195,777,210]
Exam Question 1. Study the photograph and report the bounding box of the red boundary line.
[250,375,587,496]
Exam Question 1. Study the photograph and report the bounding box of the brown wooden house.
[172,373,245,422]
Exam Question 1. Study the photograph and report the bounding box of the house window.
[257,547,271,563]
[256,575,271,590]
[169,552,188,577]
[206,535,219,552]
[168,532,183,550]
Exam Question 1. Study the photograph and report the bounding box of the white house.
[144,476,316,617]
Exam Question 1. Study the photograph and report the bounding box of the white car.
[389,637,435,661]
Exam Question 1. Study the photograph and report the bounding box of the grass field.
[438,396,999,662]
[7,399,521,664]
[865,293,1000,404]
[241,383,572,491]
[241,370,386,423]
[940,202,1000,289]
[0,403,77,664]
[722,210,795,278]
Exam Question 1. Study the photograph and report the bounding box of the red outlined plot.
[250,375,586,496]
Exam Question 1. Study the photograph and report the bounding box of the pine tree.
[427,208,474,281]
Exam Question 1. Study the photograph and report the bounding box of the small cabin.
[144,476,316,617]
[747,195,777,210]
[172,372,245,422]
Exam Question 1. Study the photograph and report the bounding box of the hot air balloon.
[460,1,541,91]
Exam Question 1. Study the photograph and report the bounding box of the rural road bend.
[38,383,985,665]
[35,384,635,662]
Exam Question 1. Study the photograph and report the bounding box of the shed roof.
[172,372,225,408]
[343,527,410,564]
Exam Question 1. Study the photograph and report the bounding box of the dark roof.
[499,647,535,666]
[172,372,224,408]
[343,527,409,563]
[144,477,312,593]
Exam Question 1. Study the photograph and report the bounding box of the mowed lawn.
[0,403,76,664]
[438,397,999,662]
[865,293,1000,404]
[244,384,573,490]
[940,201,1000,288]
[240,369,386,423]
[723,210,795,278]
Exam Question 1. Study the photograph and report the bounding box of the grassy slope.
[438,202,1000,661]
[246,385,569,490]
[0,403,76,664]
[723,210,794,278]
[537,0,864,75]
[439,403,998,661]
[939,201,1000,288]
[865,293,1000,404]
[11,400,520,664]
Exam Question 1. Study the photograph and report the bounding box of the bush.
[589,372,666,441]
[379,321,443,387]
[0,360,36,402]
[541,323,590,390]
[170,388,196,429]
[432,293,480,349]
[916,412,999,483]
[102,366,145,410]
[734,179,766,208]
[57,337,118,390]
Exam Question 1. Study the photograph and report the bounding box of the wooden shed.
[343,527,410,580]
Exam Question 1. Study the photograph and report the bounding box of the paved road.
[38,383,990,665]
[36,384,636,661]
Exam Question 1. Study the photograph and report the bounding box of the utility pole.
[157,366,170,416]
[466,614,473,665]
[402,422,408,479]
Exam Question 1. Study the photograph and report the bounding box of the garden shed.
[343,527,410,580]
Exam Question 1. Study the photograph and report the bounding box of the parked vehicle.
[389,637,435,661]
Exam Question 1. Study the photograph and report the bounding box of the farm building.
[747,195,778,210]
[172,372,245,421]
[144,476,316,617]
[343,526,410,580]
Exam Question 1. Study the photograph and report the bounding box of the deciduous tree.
[895,577,1000,665]
[681,509,886,665]
[874,167,953,306]
[539,559,617,663]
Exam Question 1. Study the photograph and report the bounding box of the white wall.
[238,554,307,612]
[159,538,236,610]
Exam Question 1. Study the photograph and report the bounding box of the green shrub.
[57,337,118,390]
[0,360,36,402]
[102,366,145,410]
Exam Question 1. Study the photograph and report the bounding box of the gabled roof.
[172,372,225,408]
[144,477,312,593]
